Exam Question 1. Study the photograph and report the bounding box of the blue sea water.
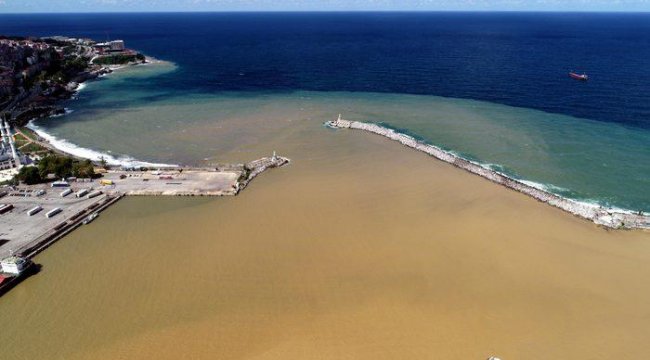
[1,12,649,211]
[3,12,650,127]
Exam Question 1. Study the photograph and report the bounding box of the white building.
[0,153,15,170]
[0,120,22,170]
[109,40,125,52]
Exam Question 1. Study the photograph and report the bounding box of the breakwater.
[326,116,650,230]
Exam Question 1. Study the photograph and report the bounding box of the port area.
[0,155,289,295]
[0,186,120,259]
[101,169,241,196]
[100,155,289,196]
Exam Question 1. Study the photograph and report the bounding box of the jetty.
[326,115,650,230]
[0,154,289,295]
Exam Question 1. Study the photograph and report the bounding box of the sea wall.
[326,118,650,230]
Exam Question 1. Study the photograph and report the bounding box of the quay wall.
[0,156,289,297]
[326,118,650,230]
[122,156,290,196]
[18,194,123,258]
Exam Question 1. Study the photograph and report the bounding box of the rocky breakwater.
[325,117,649,230]
[236,154,290,194]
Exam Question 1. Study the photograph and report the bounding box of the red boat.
[569,72,589,81]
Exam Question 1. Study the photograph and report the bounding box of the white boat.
[0,256,31,276]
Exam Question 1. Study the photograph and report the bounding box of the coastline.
[26,118,178,168]
[25,57,180,169]
[326,116,650,230]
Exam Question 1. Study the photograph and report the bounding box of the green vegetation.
[16,166,41,185]
[40,55,90,84]
[18,127,37,141]
[99,156,109,170]
[14,155,95,184]
[62,56,89,74]
[92,53,144,65]
[20,143,48,153]
[0,179,17,186]
[13,134,28,148]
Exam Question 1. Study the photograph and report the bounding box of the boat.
[0,256,37,296]
[83,213,98,225]
[569,72,589,81]
[0,256,32,276]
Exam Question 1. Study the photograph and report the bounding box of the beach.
[2,113,650,359]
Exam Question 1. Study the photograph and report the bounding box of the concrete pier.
[326,116,650,230]
[0,154,290,295]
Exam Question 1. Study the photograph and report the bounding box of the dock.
[326,115,650,230]
[0,154,289,296]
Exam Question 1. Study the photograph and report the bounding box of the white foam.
[332,118,650,228]
[26,120,178,169]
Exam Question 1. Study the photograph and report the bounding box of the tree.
[72,159,95,178]
[99,156,109,170]
[37,154,73,179]
[16,166,41,185]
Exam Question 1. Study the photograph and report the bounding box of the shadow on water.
[0,263,42,298]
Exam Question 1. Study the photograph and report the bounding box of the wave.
[26,120,178,169]
[49,108,74,118]
[327,118,650,229]
[476,155,644,216]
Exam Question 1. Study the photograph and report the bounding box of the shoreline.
[326,116,650,230]
[0,154,290,296]
[26,119,179,168]
[25,57,181,169]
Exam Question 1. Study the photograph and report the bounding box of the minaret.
[3,120,20,169]
[0,120,6,152]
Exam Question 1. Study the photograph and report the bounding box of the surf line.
[325,115,650,230]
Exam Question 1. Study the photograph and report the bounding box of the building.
[0,153,15,170]
[94,40,126,54]
[0,119,22,170]
[109,40,125,52]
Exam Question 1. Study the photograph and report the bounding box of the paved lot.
[0,163,276,260]
[0,183,108,258]
[101,169,241,196]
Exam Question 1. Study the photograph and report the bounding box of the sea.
[1,12,649,211]
[3,13,650,360]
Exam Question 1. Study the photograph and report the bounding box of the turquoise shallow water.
[32,62,650,212]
